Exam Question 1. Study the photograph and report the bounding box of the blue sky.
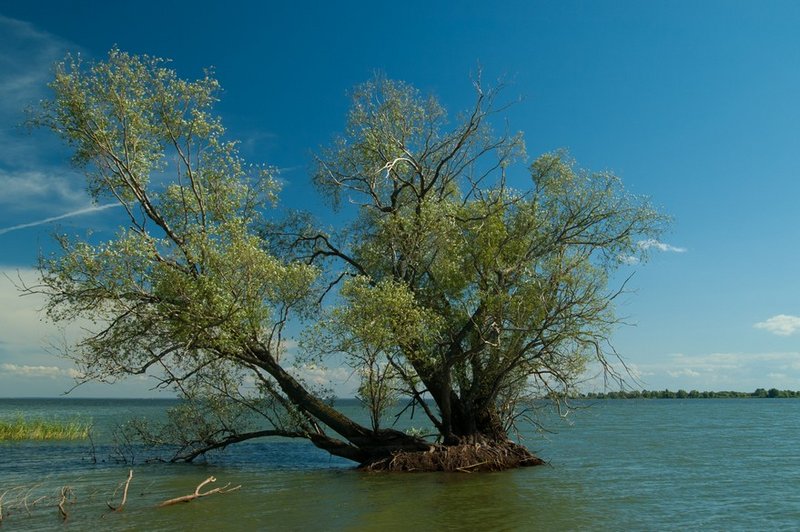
[0,0,799,396]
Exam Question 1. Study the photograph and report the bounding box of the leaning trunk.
[250,343,433,463]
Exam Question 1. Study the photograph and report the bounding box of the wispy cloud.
[289,363,357,396]
[0,363,80,379]
[621,239,687,264]
[0,15,71,114]
[239,129,279,156]
[0,268,168,397]
[0,15,93,226]
[637,239,687,253]
[0,267,90,353]
[292,363,352,386]
[0,268,49,351]
[754,315,800,336]
[667,368,700,378]
[0,169,88,212]
[0,203,120,236]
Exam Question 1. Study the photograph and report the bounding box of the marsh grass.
[0,416,91,441]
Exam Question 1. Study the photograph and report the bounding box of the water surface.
[1,398,797,530]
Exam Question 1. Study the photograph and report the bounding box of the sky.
[0,0,799,397]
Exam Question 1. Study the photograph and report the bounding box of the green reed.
[0,416,91,441]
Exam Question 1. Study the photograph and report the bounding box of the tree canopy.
[29,50,666,470]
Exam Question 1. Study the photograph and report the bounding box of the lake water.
[1,398,798,530]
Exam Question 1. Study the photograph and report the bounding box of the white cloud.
[637,239,687,253]
[0,16,91,222]
[625,351,800,391]
[0,269,51,351]
[0,169,88,212]
[618,254,640,265]
[292,363,352,386]
[754,315,800,336]
[667,368,700,378]
[0,363,80,379]
[767,372,788,380]
[0,268,90,363]
[290,363,357,397]
[624,363,653,379]
[0,268,171,397]
[0,15,70,114]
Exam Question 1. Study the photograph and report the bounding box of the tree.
[30,50,665,471]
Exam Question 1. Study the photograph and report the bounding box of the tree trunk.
[249,343,540,472]
[445,400,507,443]
[250,343,432,461]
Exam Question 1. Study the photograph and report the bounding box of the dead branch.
[107,469,133,511]
[22,484,40,516]
[0,487,19,524]
[456,460,488,473]
[158,477,241,507]
[0,485,44,523]
[57,486,73,520]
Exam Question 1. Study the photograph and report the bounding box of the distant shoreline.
[578,388,799,399]
[1,391,797,402]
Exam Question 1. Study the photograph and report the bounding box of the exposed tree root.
[359,441,545,472]
[158,477,241,507]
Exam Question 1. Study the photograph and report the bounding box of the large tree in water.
[31,50,664,470]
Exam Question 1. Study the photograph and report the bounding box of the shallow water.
[1,398,798,530]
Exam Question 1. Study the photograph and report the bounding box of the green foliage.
[306,76,666,434]
[29,49,323,459]
[34,48,316,361]
[306,276,444,430]
[33,49,671,458]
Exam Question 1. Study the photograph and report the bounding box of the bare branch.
[106,469,133,512]
[158,477,241,507]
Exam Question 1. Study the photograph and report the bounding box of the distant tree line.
[579,388,800,399]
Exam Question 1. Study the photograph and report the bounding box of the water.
[1,398,798,530]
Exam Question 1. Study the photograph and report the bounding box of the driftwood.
[107,469,134,511]
[158,477,241,507]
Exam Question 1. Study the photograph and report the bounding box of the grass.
[0,416,91,441]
